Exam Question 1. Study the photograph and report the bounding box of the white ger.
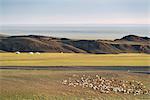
[15,51,21,54]
[29,52,34,54]
[35,52,40,54]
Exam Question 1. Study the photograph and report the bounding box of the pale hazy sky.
[0,0,149,25]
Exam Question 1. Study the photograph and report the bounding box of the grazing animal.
[62,74,150,95]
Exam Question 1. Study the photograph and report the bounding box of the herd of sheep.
[62,74,150,96]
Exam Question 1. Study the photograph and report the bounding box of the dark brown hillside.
[0,36,86,53]
[115,35,150,42]
[111,44,150,53]
[0,35,149,54]
[62,40,120,54]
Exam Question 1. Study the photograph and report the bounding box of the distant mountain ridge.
[0,35,150,54]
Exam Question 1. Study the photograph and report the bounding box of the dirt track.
[0,66,149,74]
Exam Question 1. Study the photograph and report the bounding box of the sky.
[0,0,149,25]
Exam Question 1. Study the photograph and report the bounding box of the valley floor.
[0,53,150,99]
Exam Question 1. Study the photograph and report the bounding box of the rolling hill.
[0,35,149,54]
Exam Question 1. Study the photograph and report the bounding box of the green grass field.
[0,70,150,100]
[0,53,150,66]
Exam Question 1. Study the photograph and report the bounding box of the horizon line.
[1,23,150,26]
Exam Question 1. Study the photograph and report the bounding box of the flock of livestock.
[62,74,150,96]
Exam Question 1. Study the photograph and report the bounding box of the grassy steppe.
[0,70,150,100]
[0,53,150,66]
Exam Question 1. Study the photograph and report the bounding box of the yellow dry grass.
[0,70,150,100]
[0,53,150,66]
